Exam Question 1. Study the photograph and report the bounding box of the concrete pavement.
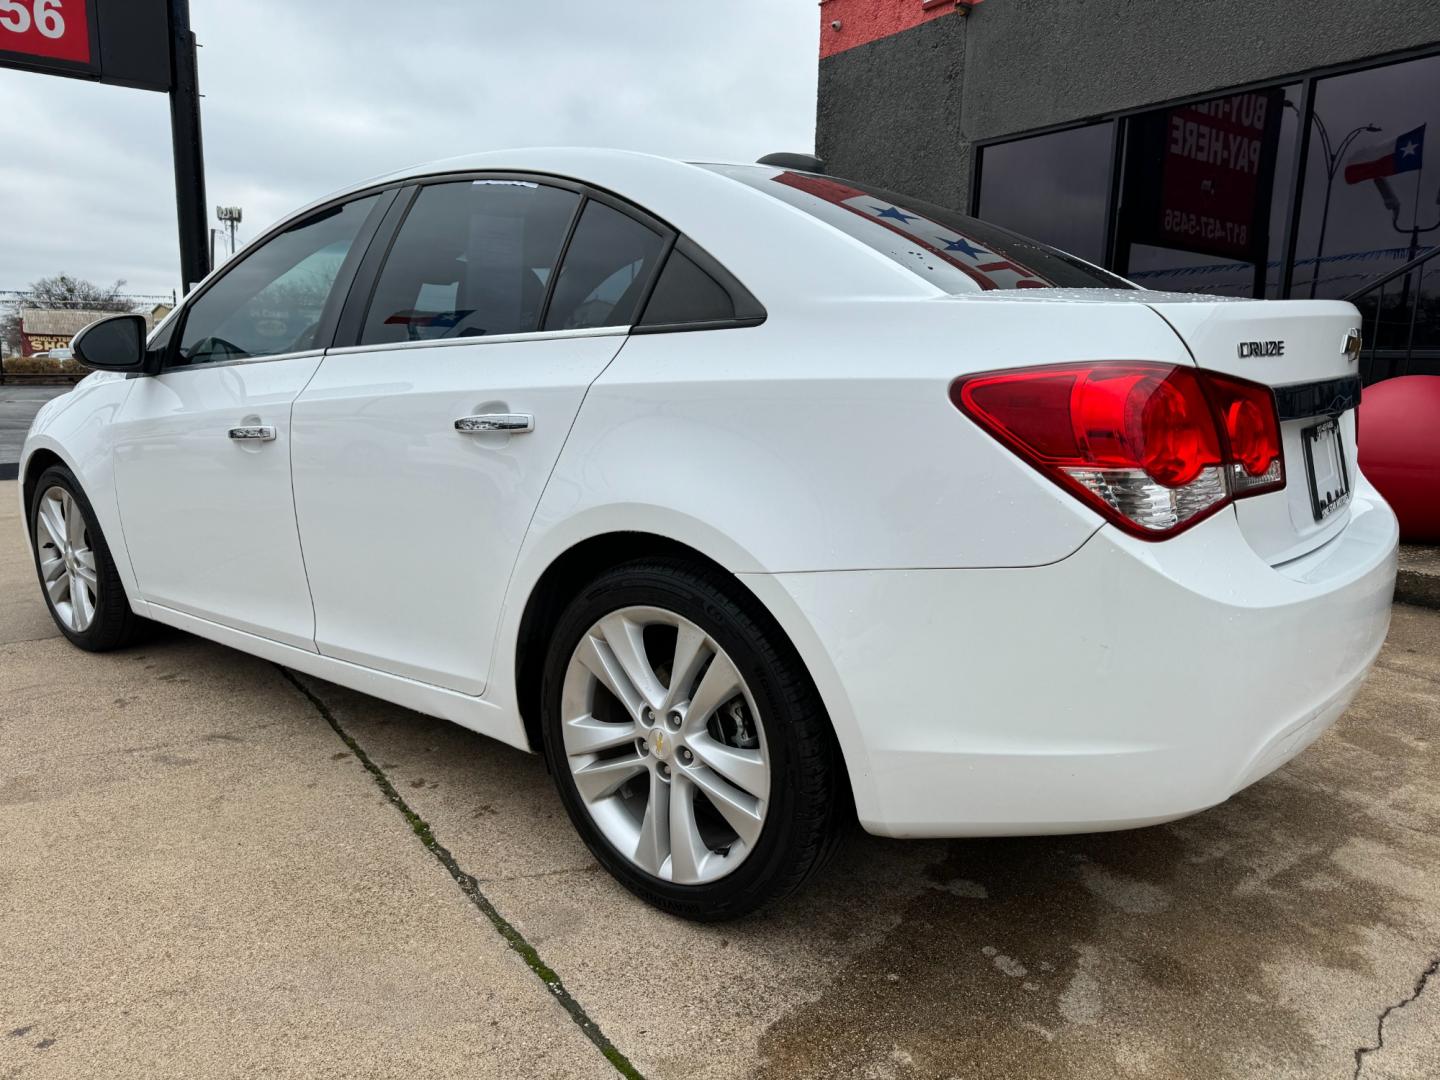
[0,483,620,1079]
[3,476,1439,1078]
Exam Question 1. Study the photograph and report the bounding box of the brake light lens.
[951,362,1285,539]
[1202,371,1286,496]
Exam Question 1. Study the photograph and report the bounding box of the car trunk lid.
[1145,297,1363,564]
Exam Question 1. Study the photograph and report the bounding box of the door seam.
[287,353,330,653]
[478,334,637,694]
[108,376,150,604]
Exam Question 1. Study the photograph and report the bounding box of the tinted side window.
[176,195,379,365]
[362,180,579,345]
[638,251,735,326]
[543,201,665,331]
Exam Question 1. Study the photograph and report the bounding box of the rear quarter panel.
[522,295,1192,575]
[486,292,1191,769]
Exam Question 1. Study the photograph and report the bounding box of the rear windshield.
[701,163,1134,293]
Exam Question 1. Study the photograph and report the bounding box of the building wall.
[816,0,1440,209]
[818,15,969,208]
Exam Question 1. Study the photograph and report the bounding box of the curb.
[1396,570,1440,610]
[1395,545,1440,611]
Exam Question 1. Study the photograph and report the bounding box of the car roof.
[271,148,937,309]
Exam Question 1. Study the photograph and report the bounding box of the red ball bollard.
[1357,375,1440,543]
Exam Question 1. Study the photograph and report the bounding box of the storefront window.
[1294,55,1440,364]
[1294,55,1440,298]
[971,53,1440,366]
[975,123,1114,265]
[1118,85,1301,298]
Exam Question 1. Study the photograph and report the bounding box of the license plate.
[1302,419,1351,522]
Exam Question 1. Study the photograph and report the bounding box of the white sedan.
[21,148,1399,919]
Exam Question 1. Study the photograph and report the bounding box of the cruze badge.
[1238,340,1286,358]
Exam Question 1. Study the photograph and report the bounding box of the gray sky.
[0,1,818,298]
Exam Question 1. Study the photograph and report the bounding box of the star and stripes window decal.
[772,171,1051,290]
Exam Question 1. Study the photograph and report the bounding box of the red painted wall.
[818,0,973,59]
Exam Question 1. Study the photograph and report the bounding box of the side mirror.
[71,314,154,373]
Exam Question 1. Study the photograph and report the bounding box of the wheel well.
[515,532,779,757]
[20,449,64,521]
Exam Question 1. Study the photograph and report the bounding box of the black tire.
[541,557,848,920]
[28,464,144,652]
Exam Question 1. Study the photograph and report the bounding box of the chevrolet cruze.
[21,148,1399,918]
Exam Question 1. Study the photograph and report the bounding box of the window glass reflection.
[1295,55,1440,365]
[1120,86,1300,298]
[976,123,1114,264]
[1295,55,1440,298]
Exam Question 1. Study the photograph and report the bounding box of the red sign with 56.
[0,0,91,66]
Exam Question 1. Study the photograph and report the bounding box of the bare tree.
[21,274,130,309]
[2,275,132,355]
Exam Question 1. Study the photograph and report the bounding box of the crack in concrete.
[0,633,64,646]
[472,865,601,886]
[277,666,643,1080]
[1353,954,1440,1079]
[1372,659,1440,688]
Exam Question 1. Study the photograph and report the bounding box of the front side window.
[703,163,1132,292]
[362,180,580,345]
[543,201,666,331]
[176,195,380,365]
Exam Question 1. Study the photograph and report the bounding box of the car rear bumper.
[744,479,1398,838]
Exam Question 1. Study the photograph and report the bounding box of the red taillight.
[951,362,1285,539]
[1201,371,1286,496]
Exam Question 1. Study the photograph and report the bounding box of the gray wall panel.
[816,0,1440,210]
[817,16,969,208]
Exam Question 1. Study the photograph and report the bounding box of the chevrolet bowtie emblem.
[1342,327,1362,363]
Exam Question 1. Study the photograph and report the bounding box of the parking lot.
[2,478,1438,1079]
[0,386,69,478]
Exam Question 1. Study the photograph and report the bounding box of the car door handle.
[228,425,276,441]
[454,414,534,434]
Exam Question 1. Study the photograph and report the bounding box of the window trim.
[324,323,631,358]
[161,185,400,372]
[331,183,419,349]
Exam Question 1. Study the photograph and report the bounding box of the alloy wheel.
[560,606,771,884]
[33,485,99,633]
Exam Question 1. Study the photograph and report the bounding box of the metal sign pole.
[1,0,195,290]
[167,0,209,291]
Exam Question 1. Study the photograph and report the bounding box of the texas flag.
[1344,125,1425,185]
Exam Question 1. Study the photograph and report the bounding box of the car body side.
[19,148,1399,839]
